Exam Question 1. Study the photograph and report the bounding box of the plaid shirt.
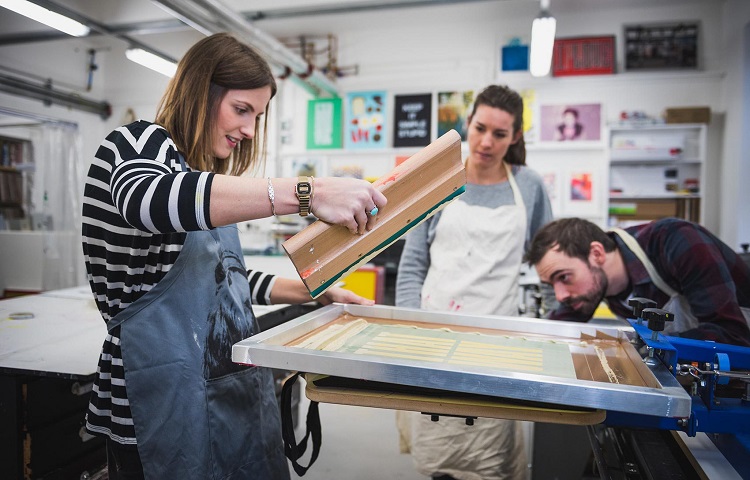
[551,218,750,346]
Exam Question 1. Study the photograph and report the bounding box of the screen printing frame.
[233,304,691,418]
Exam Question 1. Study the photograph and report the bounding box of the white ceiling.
[0,0,722,115]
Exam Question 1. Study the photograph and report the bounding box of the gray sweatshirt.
[395,164,554,310]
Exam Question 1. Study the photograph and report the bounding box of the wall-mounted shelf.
[527,142,605,151]
[607,123,706,226]
[610,158,702,166]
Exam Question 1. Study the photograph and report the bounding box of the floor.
[289,392,429,480]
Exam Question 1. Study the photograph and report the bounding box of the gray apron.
[107,225,289,480]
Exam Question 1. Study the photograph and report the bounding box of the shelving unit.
[607,123,706,226]
[0,135,33,226]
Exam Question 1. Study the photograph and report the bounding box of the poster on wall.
[539,103,602,143]
[395,155,410,167]
[345,91,386,149]
[500,37,529,72]
[520,89,538,144]
[563,170,600,217]
[570,172,593,201]
[541,171,561,214]
[393,93,432,147]
[306,98,342,150]
[552,36,616,77]
[625,22,698,71]
[285,156,325,179]
[331,163,364,179]
[437,90,474,141]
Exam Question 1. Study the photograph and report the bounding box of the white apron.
[405,163,528,480]
[610,228,750,334]
[420,163,526,317]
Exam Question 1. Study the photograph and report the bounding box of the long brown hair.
[469,85,526,165]
[155,33,277,175]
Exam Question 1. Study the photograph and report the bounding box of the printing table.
[0,286,304,480]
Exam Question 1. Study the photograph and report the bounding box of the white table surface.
[0,286,287,378]
[0,293,104,378]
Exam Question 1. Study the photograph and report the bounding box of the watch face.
[297,182,312,195]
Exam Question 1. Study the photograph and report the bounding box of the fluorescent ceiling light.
[0,0,89,37]
[530,0,556,77]
[126,48,177,78]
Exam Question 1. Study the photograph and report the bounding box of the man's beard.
[564,266,608,318]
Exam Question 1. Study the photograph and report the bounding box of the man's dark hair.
[525,217,617,265]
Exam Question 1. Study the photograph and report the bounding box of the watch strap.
[296,176,313,217]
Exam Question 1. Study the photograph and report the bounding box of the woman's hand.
[311,177,387,235]
[318,286,375,306]
[269,277,374,306]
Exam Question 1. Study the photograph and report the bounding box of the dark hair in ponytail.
[470,85,526,165]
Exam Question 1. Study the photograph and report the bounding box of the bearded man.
[525,217,750,347]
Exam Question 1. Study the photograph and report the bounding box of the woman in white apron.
[396,85,554,480]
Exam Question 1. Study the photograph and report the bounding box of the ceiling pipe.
[0,105,78,127]
[152,0,340,97]
[246,0,495,21]
[0,72,111,119]
[0,0,497,47]
[1,0,500,97]
[19,0,178,63]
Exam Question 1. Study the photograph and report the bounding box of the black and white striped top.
[81,120,276,445]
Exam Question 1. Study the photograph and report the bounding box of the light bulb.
[125,48,177,78]
[0,0,90,37]
[530,9,556,77]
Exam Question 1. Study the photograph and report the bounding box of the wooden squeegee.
[282,129,466,299]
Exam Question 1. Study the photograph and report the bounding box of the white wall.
[719,0,750,250]
[264,0,737,237]
[0,0,747,245]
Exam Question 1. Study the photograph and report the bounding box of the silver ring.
[368,207,379,216]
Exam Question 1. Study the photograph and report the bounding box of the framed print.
[437,90,474,141]
[539,103,602,143]
[393,93,432,147]
[307,97,342,150]
[570,172,593,201]
[520,89,538,144]
[501,38,529,72]
[552,36,615,77]
[345,91,387,150]
[563,170,600,217]
[625,22,698,71]
[541,171,562,216]
[285,156,324,179]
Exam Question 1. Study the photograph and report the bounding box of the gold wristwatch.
[295,176,313,216]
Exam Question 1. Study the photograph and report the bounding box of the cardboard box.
[665,107,711,124]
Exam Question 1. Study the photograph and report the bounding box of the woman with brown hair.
[396,84,553,480]
[82,33,386,479]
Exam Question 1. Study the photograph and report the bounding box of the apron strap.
[281,372,322,476]
[609,227,678,297]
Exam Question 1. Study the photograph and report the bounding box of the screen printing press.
[233,302,750,479]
